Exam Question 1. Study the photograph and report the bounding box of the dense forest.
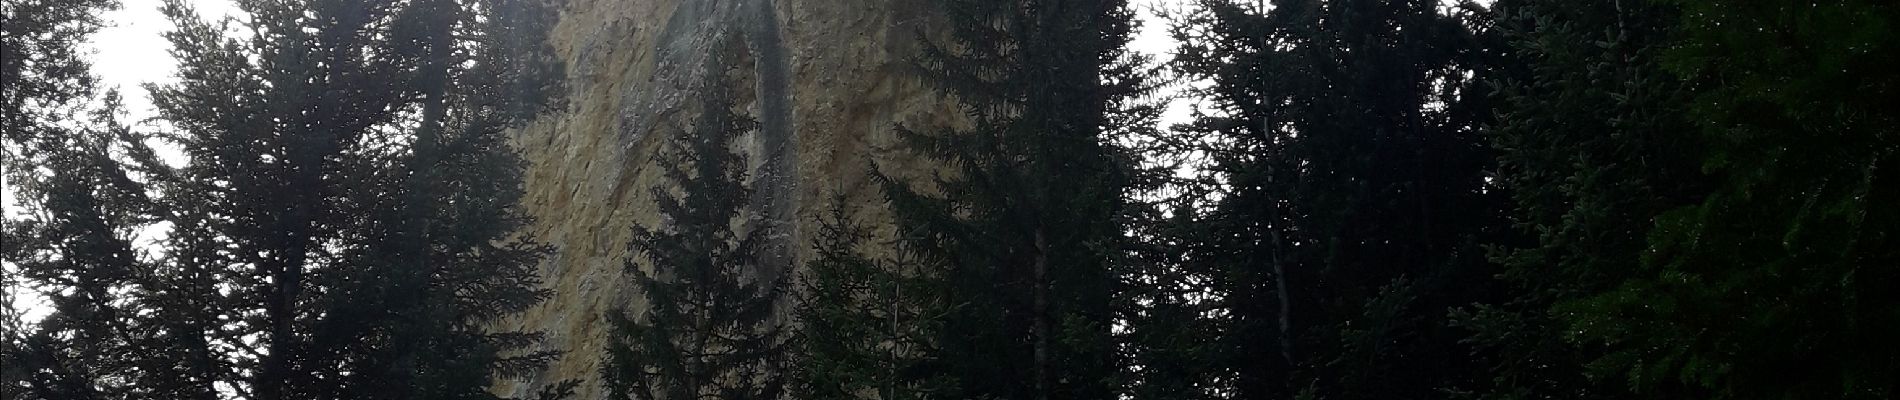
[2,0,1895,399]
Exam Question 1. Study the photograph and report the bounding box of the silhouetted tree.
[1,0,155,398]
[874,0,1158,399]
[1172,0,1507,398]
[1,95,158,400]
[1550,1,1899,398]
[603,76,788,400]
[84,0,574,398]
[1450,1,1700,399]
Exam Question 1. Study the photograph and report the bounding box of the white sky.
[2,0,235,323]
[83,0,1189,126]
[1131,0,1199,128]
[92,0,240,122]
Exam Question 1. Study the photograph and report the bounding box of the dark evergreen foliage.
[131,0,571,397]
[4,0,570,398]
[790,195,944,400]
[1,94,158,400]
[1171,0,1508,398]
[602,75,789,400]
[1464,1,1898,399]
[871,0,1158,399]
[1451,1,1702,398]
[2,0,151,398]
[4,0,1897,399]
[1555,1,1900,397]
[0,0,115,152]
[1116,202,1227,400]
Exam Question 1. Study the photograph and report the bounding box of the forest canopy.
[3,0,1894,399]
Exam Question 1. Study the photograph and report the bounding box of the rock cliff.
[495,0,954,397]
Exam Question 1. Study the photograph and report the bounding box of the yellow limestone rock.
[493,0,955,397]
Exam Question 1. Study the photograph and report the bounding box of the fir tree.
[1461,1,1900,399]
[1,0,155,398]
[1172,0,1506,398]
[315,0,571,398]
[790,195,944,400]
[874,0,1158,399]
[1116,202,1227,400]
[1550,1,1900,398]
[602,74,789,400]
[0,0,115,153]
[70,0,574,398]
[1450,1,1702,399]
[1,94,160,400]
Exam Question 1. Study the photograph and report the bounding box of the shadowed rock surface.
[493,0,953,397]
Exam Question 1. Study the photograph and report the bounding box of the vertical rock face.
[496,0,954,397]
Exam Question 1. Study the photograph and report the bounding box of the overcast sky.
[90,0,1187,124]
[89,0,238,122]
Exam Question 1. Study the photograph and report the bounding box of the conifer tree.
[1172,0,1506,398]
[602,74,788,400]
[1,94,160,400]
[1463,1,1900,399]
[58,0,575,398]
[790,196,944,400]
[874,0,1157,399]
[1117,202,1227,400]
[317,0,571,398]
[1548,1,1900,398]
[0,0,115,153]
[1,0,156,397]
[1451,1,1701,399]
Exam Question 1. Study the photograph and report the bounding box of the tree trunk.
[1033,228,1051,400]
[257,190,314,400]
[407,0,454,302]
[1262,100,1296,367]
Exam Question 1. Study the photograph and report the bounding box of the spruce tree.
[59,0,574,398]
[1,94,160,400]
[790,196,944,400]
[1172,0,1506,398]
[1,0,156,397]
[1549,1,1900,398]
[0,0,115,153]
[317,0,571,398]
[602,74,788,400]
[1451,1,1701,399]
[873,0,1157,398]
[1117,202,1227,400]
[1461,1,1900,399]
